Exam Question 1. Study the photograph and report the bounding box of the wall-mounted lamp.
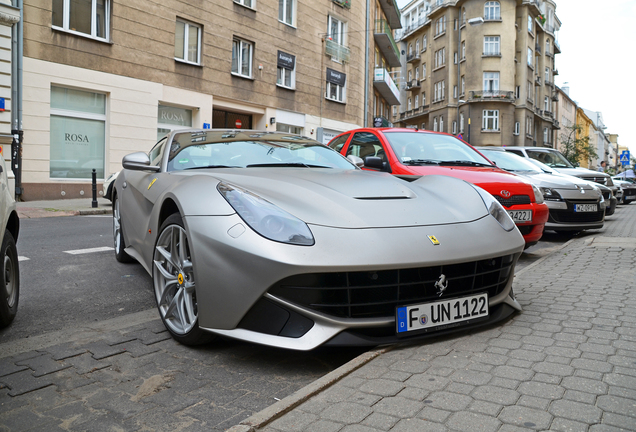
[311,128,315,134]
[270,117,276,124]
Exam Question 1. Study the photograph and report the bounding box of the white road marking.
[18,256,30,262]
[64,246,114,255]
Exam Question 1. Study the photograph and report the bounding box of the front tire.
[0,230,19,328]
[113,194,134,263]
[153,213,214,345]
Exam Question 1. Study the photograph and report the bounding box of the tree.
[559,124,598,167]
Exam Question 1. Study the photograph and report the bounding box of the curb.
[226,345,395,432]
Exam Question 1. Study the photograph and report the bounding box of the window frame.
[52,0,111,41]
[232,37,254,78]
[279,0,296,27]
[484,1,500,20]
[327,15,347,46]
[482,109,500,131]
[326,81,346,103]
[277,65,296,89]
[233,0,255,9]
[483,36,500,56]
[174,19,202,65]
[483,71,500,92]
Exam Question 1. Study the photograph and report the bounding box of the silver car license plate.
[396,293,489,334]
[574,204,598,212]
[507,210,532,222]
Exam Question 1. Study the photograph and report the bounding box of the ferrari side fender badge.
[148,178,157,190]
[428,235,440,245]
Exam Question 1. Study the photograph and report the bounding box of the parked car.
[502,147,618,216]
[113,129,526,350]
[329,128,548,248]
[611,176,636,205]
[0,157,20,328]
[525,158,615,216]
[103,171,119,201]
[477,148,604,233]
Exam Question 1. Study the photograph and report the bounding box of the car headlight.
[218,182,314,246]
[471,185,516,232]
[531,184,544,204]
[539,187,562,201]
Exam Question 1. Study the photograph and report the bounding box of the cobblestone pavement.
[230,205,636,432]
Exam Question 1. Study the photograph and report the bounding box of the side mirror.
[347,155,364,168]
[122,152,161,172]
[364,156,384,170]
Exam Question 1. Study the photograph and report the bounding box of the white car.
[0,156,20,328]
[103,171,119,201]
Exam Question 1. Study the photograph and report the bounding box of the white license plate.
[507,210,532,222]
[574,204,598,212]
[396,293,489,334]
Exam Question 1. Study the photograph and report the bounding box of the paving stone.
[448,370,491,386]
[0,407,59,431]
[63,352,111,375]
[444,382,474,395]
[561,376,608,395]
[39,343,87,361]
[397,386,429,402]
[550,417,589,432]
[532,373,562,385]
[471,385,519,405]
[122,328,171,345]
[563,390,597,404]
[319,402,373,423]
[579,343,616,356]
[404,375,449,392]
[608,385,636,401]
[358,379,405,397]
[596,395,636,417]
[391,418,448,432]
[0,369,53,396]
[498,405,553,430]
[339,425,382,432]
[549,400,602,423]
[15,355,71,378]
[372,396,424,418]
[0,358,28,377]
[388,360,429,374]
[602,412,636,431]
[604,373,636,389]
[82,341,127,360]
[532,362,574,377]
[517,395,550,410]
[488,377,520,390]
[418,406,451,422]
[361,412,398,431]
[446,411,501,432]
[381,370,412,382]
[493,365,534,381]
[468,399,502,416]
[424,391,473,412]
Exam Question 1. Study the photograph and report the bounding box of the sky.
[395,0,636,159]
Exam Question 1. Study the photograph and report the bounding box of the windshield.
[480,150,543,173]
[525,149,574,168]
[383,132,493,166]
[525,158,558,174]
[166,131,355,171]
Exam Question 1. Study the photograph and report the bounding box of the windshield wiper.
[247,163,331,168]
[402,159,441,165]
[439,160,493,167]
[184,165,238,170]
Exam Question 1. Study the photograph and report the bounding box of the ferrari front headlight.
[218,182,315,246]
[472,185,516,232]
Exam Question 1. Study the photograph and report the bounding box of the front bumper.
[543,195,604,232]
[184,213,525,350]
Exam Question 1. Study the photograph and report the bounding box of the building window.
[434,48,445,68]
[433,117,438,131]
[545,67,550,82]
[422,35,427,51]
[515,85,520,99]
[527,80,533,102]
[483,71,499,93]
[408,70,413,82]
[452,121,457,134]
[326,68,346,103]
[544,96,550,112]
[277,123,303,134]
[482,110,499,131]
[454,52,458,64]
[415,67,420,81]
[422,63,427,79]
[52,0,110,40]
[328,15,347,46]
[408,43,413,56]
[416,40,420,52]
[440,116,444,132]
[175,20,201,65]
[414,95,419,108]
[484,1,500,20]
[453,85,458,98]
[393,106,397,116]
[483,36,500,56]
[514,121,520,135]
[434,81,445,102]
[528,15,533,33]
[435,16,446,36]
[461,75,465,95]
[543,127,549,143]
[50,86,106,179]
[279,0,296,26]
[461,41,466,60]
[277,51,296,89]
[546,38,550,54]
[157,105,193,141]
[460,113,465,132]
[422,92,426,106]
[232,38,253,78]
[408,97,412,110]
[526,116,532,135]
[234,0,254,8]
[527,47,533,66]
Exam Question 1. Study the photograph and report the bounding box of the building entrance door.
[213,109,253,129]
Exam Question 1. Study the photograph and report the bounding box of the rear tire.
[113,194,134,263]
[153,213,214,346]
[0,230,19,328]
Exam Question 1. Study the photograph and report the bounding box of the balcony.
[545,79,553,87]
[406,52,420,63]
[373,67,400,105]
[430,0,452,15]
[325,39,351,63]
[378,0,402,29]
[553,67,559,76]
[535,44,541,54]
[535,76,542,85]
[468,90,515,102]
[554,39,561,53]
[331,0,351,9]
[551,93,559,102]
[544,110,554,119]
[400,105,430,121]
[522,0,541,14]
[374,19,401,67]
[406,79,421,91]
[482,51,502,58]
[395,16,430,41]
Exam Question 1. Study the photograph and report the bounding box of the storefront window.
[276,123,303,135]
[50,86,106,179]
[157,105,193,141]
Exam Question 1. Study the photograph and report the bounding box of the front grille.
[623,189,636,197]
[580,176,607,185]
[494,195,531,208]
[268,255,516,319]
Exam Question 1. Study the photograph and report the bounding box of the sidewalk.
[1,202,635,432]
[16,197,112,219]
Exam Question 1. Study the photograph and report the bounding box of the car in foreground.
[329,128,548,248]
[502,146,619,212]
[477,148,604,233]
[611,176,636,205]
[0,157,20,328]
[113,129,525,350]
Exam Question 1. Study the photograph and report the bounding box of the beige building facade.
[394,0,560,148]
[20,0,401,200]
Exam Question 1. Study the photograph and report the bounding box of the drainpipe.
[11,0,23,199]
[363,0,370,127]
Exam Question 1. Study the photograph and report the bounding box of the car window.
[328,134,350,152]
[506,149,524,157]
[149,137,168,166]
[383,132,490,164]
[346,132,387,162]
[480,150,542,173]
[525,149,574,168]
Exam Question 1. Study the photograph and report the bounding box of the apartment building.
[18,0,401,200]
[394,0,561,148]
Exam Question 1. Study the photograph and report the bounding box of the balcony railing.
[554,39,561,53]
[535,44,541,54]
[544,110,553,119]
[396,16,430,41]
[535,76,542,85]
[325,39,351,63]
[469,90,515,102]
[331,0,351,9]
[378,0,402,29]
[373,67,400,105]
[545,79,553,87]
[374,19,401,67]
[430,0,452,15]
[483,51,502,57]
[407,52,420,63]
[406,79,421,90]
[400,105,430,120]
[553,68,559,76]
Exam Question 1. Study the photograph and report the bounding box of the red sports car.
[329,128,548,247]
